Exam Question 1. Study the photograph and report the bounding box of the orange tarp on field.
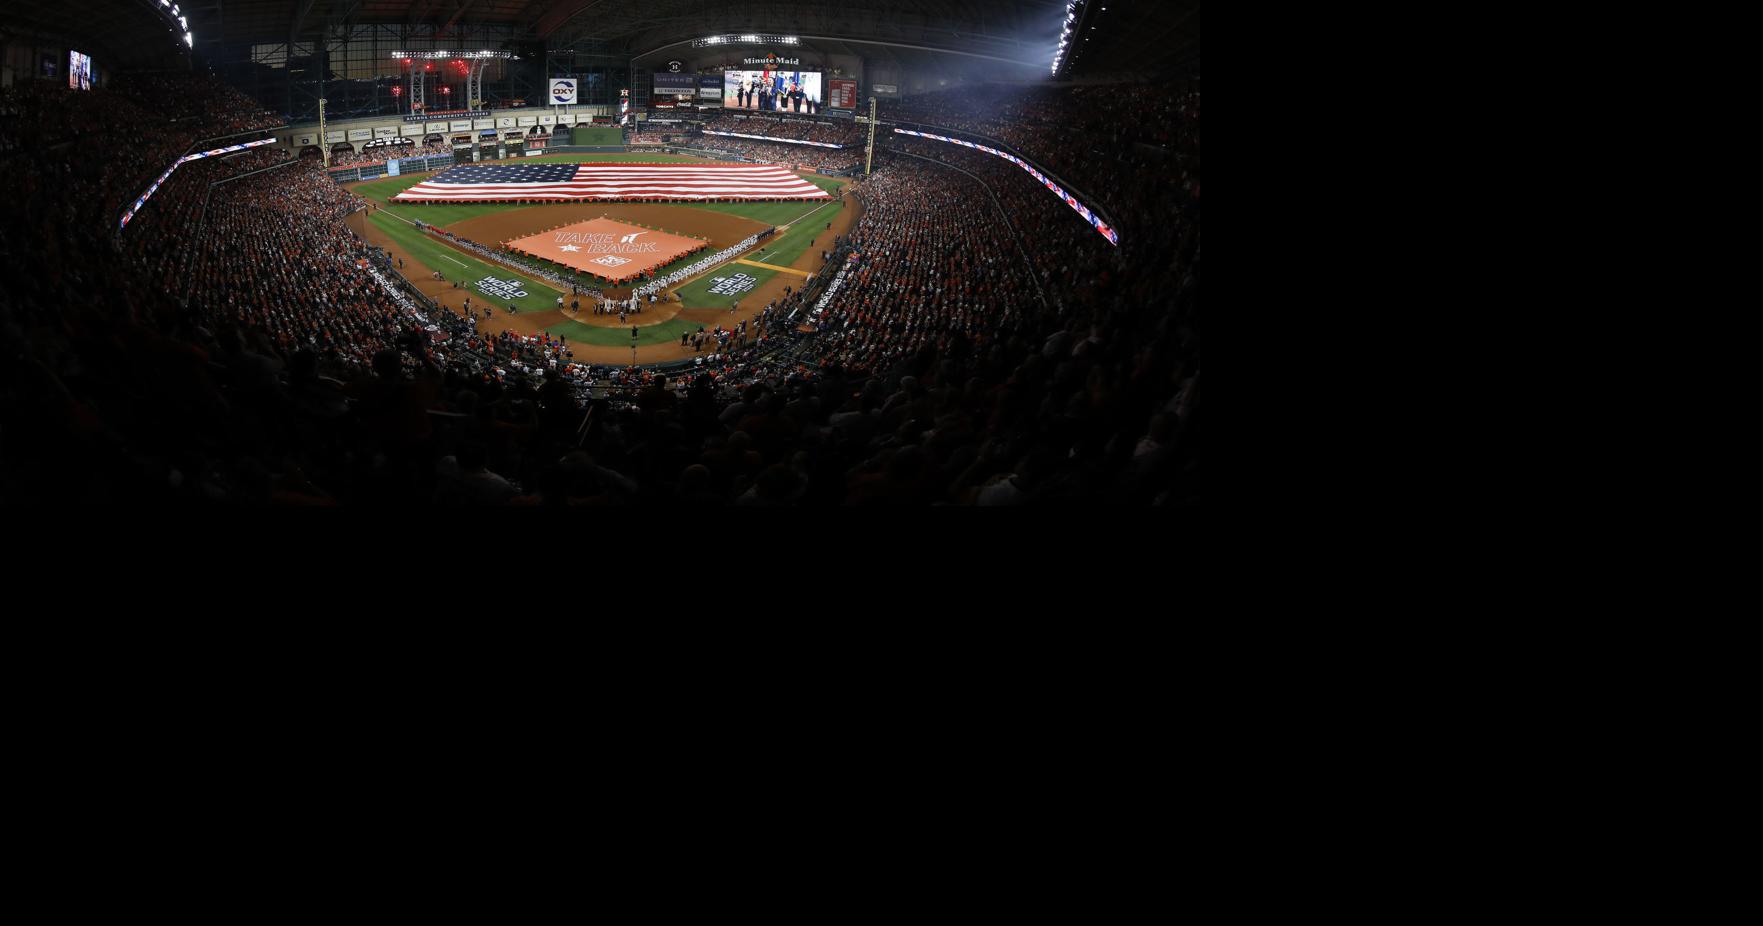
[505,217,708,284]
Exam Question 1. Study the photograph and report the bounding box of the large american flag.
[393,162,830,203]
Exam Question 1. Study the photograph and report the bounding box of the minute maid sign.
[549,78,577,105]
[477,276,529,300]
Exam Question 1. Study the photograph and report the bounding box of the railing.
[885,119,1118,244]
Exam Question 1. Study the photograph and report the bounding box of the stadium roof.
[24,1,1196,77]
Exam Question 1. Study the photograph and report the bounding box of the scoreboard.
[829,79,858,109]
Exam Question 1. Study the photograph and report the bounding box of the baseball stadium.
[1,1,1200,506]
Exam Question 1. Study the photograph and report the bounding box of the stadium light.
[1051,0,1088,76]
[185,32,193,47]
[692,34,802,49]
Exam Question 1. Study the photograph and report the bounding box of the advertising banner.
[324,131,345,143]
[653,74,698,96]
[517,116,537,126]
[742,54,801,67]
[295,134,316,146]
[399,124,424,137]
[699,75,723,101]
[450,120,473,132]
[427,121,449,133]
[373,126,398,138]
[539,114,556,125]
[549,78,578,105]
[347,128,373,141]
[872,83,899,95]
[559,114,577,125]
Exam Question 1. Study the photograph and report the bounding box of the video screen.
[723,69,823,114]
[69,51,91,91]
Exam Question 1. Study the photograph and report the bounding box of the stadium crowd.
[684,136,863,172]
[1,68,1197,505]
[327,139,454,169]
[698,113,861,146]
[882,80,1200,247]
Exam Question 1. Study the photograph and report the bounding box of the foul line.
[736,259,811,278]
[779,194,843,230]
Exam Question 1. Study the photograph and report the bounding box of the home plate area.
[504,217,709,285]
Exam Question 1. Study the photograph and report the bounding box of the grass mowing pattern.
[545,317,700,348]
[366,212,562,313]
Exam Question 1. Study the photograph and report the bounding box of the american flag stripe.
[393,162,830,203]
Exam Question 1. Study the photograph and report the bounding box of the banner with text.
[653,73,698,97]
[829,79,858,109]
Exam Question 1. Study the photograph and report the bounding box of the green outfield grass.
[667,181,848,308]
[564,126,626,146]
[672,264,778,309]
[367,212,562,313]
[545,317,700,348]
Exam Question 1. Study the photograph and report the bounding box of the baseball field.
[344,152,856,364]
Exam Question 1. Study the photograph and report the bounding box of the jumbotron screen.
[722,69,823,114]
[69,51,91,91]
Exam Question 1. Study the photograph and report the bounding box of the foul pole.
[864,97,877,177]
